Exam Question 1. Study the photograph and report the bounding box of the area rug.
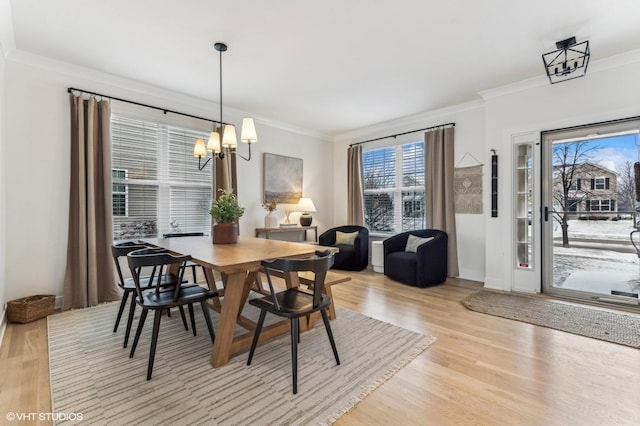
[462,290,640,348]
[48,302,435,425]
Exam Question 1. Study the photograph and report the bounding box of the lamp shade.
[207,131,221,153]
[241,118,257,143]
[296,198,316,213]
[222,124,238,148]
[193,138,207,157]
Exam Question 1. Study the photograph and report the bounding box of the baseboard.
[483,276,506,291]
[458,268,484,283]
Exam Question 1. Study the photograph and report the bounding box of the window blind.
[362,142,425,233]
[111,115,212,239]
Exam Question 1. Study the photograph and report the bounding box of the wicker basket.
[7,295,56,323]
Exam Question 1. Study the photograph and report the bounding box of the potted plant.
[209,188,245,244]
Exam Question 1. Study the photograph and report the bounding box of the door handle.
[543,206,549,222]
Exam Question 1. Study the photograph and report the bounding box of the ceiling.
[7,0,640,137]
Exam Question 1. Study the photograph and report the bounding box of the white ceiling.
[7,0,640,137]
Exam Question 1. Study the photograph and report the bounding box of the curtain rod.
[67,87,226,126]
[540,114,640,136]
[349,122,455,147]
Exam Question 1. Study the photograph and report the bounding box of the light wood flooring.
[2,270,640,425]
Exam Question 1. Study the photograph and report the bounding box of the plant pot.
[212,222,238,244]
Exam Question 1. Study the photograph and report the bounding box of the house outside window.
[554,161,617,219]
[362,142,425,233]
[112,169,128,217]
[111,115,212,240]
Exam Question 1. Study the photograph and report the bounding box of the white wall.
[333,102,487,282]
[0,24,7,333]
[3,52,332,304]
[483,59,640,291]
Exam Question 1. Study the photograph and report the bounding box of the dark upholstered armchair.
[318,225,369,271]
[383,229,447,287]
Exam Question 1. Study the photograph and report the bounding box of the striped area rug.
[48,301,435,425]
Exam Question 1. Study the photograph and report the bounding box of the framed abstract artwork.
[263,153,303,204]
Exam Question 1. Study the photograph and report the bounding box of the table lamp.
[296,198,317,226]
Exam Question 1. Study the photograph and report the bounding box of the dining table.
[142,235,334,367]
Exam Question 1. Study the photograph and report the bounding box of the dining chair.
[111,241,190,348]
[127,247,218,380]
[247,250,340,394]
[162,232,210,286]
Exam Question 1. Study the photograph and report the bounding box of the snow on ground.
[553,217,637,241]
[553,219,640,297]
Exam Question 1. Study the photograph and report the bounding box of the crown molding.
[479,48,640,101]
[333,99,484,144]
[6,49,331,141]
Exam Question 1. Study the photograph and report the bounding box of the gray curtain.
[425,127,459,277]
[347,145,364,225]
[63,95,120,310]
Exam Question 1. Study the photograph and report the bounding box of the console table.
[255,225,318,242]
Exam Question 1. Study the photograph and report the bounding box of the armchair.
[383,229,447,287]
[318,225,369,271]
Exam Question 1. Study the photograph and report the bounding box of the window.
[111,115,212,240]
[567,198,578,212]
[362,142,425,233]
[112,169,128,217]
[594,177,607,190]
[568,178,581,191]
[588,199,616,211]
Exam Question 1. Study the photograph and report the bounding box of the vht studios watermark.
[6,412,84,422]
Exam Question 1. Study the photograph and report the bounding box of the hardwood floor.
[2,270,640,425]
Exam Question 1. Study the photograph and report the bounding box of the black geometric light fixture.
[194,42,257,170]
[542,36,590,84]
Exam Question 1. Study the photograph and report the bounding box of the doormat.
[462,290,640,348]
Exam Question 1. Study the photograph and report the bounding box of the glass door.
[515,144,533,269]
[542,121,640,306]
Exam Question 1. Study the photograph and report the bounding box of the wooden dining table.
[142,235,332,367]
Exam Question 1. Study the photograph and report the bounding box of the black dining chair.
[111,241,190,348]
[162,232,210,286]
[127,247,218,380]
[247,250,340,394]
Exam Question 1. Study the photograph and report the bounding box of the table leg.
[210,271,248,367]
[203,268,222,309]
[238,271,258,319]
[283,271,300,289]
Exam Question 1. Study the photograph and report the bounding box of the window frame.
[594,177,607,190]
[588,198,615,212]
[110,111,213,239]
[362,141,425,234]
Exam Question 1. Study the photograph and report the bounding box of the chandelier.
[194,42,257,170]
[542,36,590,84]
